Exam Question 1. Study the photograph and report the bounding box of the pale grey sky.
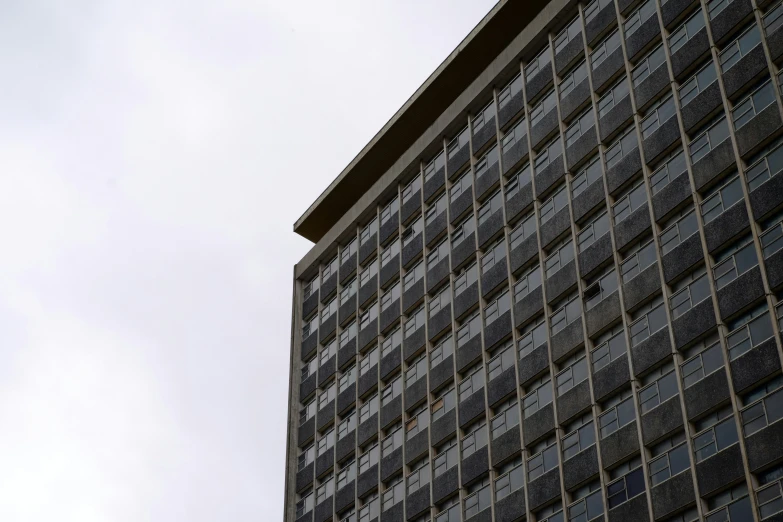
[0,1,497,520]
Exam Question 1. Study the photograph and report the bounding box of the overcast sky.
[0,1,498,520]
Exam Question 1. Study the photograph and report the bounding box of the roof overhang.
[293,0,551,242]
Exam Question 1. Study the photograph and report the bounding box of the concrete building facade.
[284,0,783,521]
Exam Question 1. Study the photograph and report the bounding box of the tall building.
[283,0,783,521]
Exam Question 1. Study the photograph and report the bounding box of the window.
[447,127,469,160]
[720,25,762,72]
[485,289,511,325]
[669,9,706,55]
[458,365,485,401]
[605,126,638,170]
[585,269,619,310]
[662,508,699,522]
[670,269,710,319]
[433,439,458,477]
[550,294,581,335]
[650,149,687,194]
[641,95,676,138]
[510,212,537,250]
[620,238,656,282]
[613,182,646,225]
[680,61,718,107]
[766,1,783,37]
[406,354,427,386]
[407,403,429,438]
[341,277,358,302]
[322,256,338,282]
[402,218,422,248]
[693,410,738,462]
[427,238,449,268]
[382,477,404,511]
[456,312,481,348]
[464,478,491,518]
[556,355,588,396]
[359,301,378,330]
[625,0,656,38]
[360,218,378,247]
[424,151,445,183]
[296,492,314,519]
[380,282,401,313]
[430,335,454,368]
[727,305,774,360]
[523,378,554,417]
[528,438,558,480]
[639,369,678,413]
[451,216,475,248]
[478,190,503,225]
[404,305,425,338]
[566,109,595,147]
[660,209,698,255]
[584,0,613,24]
[340,321,358,349]
[632,44,666,87]
[380,197,398,226]
[599,392,635,437]
[338,411,356,440]
[359,395,378,424]
[607,466,645,508]
[490,397,519,438]
[562,413,596,460]
[358,444,379,473]
[435,502,460,522]
[690,116,730,164]
[450,171,472,203]
[702,175,744,224]
[525,45,552,80]
[592,326,627,372]
[761,213,783,258]
[488,341,515,381]
[541,185,569,225]
[572,156,602,199]
[555,15,581,54]
[316,477,334,504]
[578,212,610,251]
[454,262,478,296]
[358,494,379,522]
[545,239,575,278]
[569,484,604,522]
[560,61,588,100]
[705,484,753,522]
[707,0,731,18]
[381,377,402,407]
[302,315,318,339]
[341,238,358,265]
[381,239,399,268]
[535,137,563,173]
[682,340,723,388]
[599,77,631,117]
[747,138,783,191]
[461,420,488,458]
[472,101,496,135]
[407,459,430,495]
[591,30,621,70]
[630,298,667,346]
[429,286,451,317]
[519,319,548,358]
[359,259,378,286]
[431,385,456,421]
[318,383,336,410]
[498,73,523,110]
[734,80,776,130]
[302,355,318,381]
[536,503,565,522]
[714,239,757,290]
[304,275,320,300]
[402,261,424,290]
[757,468,783,520]
[298,445,315,471]
[502,118,527,155]
[649,435,690,486]
[321,298,338,325]
[531,89,558,126]
[475,146,499,179]
[337,460,356,490]
[317,429,335,456]
[740,380,783,436]
[514,265,543,302]
[505,163,532,200]
[359,346,378,376]
[494,458,524,500]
